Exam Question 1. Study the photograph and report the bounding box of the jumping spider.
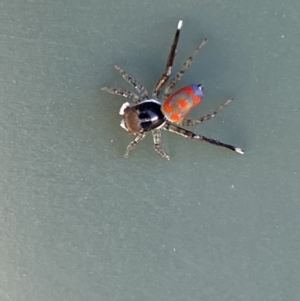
[101,20,244,160]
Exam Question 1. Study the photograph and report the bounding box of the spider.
[101,20,244,160]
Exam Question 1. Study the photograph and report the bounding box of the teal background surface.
[1,0,299,300]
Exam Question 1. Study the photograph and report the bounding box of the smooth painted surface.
[0,1,299,300]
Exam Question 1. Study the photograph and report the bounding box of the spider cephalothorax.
[119,100,166,133]
[102,20,244,159]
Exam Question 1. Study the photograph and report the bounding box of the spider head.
[119,102,143,134]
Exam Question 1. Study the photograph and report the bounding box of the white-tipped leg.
[177,20,183,30]
[163,38,208,98]
[152,20,183,99]
[164,123,244,154]
[234,148,244,154]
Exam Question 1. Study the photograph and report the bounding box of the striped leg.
[152,129,170,160]
[124,132,146,158]
[164,123,244,154]
[101,87,140,103]
[180,98,233,126]
[114,64,149,99]
[163,38,208,98]
[152,20,183,99]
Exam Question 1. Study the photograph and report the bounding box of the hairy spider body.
[101,20,244,159]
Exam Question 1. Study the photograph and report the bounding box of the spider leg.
[164,123,244,154]
[152,20,183,99]
[180,98,233,126]
[163,38,208,98]
[101,87,140,103]
[152,129,170,160]
[124,132,146,158]
[114,64,149,99]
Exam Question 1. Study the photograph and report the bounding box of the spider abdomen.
[162,84,204,123]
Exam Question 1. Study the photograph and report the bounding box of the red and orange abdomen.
[161,84,204,123]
